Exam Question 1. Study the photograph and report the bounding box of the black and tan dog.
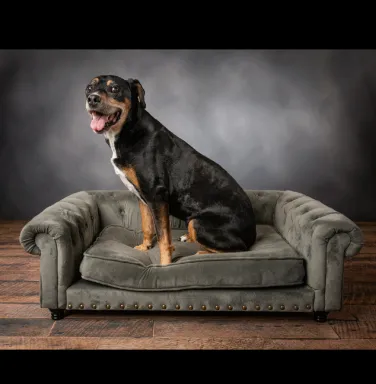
[85,75,257,265]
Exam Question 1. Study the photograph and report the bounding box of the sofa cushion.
[79,224,305,291]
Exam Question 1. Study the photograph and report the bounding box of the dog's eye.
[111,85,119,93]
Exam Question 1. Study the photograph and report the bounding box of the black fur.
[86,75,257,252]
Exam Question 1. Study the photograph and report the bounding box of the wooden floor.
[1,221,376,350]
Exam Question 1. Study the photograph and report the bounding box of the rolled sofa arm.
[273,190,364,312]
[19,191,100,309]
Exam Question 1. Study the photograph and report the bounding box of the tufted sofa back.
[88,189,283,231]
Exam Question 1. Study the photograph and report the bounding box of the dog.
[85,75,257,265]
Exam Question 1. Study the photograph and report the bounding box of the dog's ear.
[128,78,146,109]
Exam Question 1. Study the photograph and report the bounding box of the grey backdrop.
[0,49,375,221]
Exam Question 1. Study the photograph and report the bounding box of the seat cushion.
[79,224,305,291]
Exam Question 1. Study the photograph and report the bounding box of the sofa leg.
[49,309,65,320]
[314,311,328,322]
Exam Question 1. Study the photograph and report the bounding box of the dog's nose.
[88,94,101,106]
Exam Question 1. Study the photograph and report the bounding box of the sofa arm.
[19,191,100,309]
[273,190,363,312]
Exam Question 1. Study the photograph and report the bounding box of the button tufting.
[92,304,97,309]
[162,304,167,309]
[175,305,180,310]
[67,304,72,309]
[215,305,220,310]
[268,305,273,310]
[148,304,153,309]
[201,305,206,310]
[280,305,285,310]
[188,305,193,310]
[79,303,84,309]
[228,305,233,310]
[255,305,261,310]
[294,305,299,310]
[242,305,247,310]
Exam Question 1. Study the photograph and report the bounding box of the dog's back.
[136,111,257,251]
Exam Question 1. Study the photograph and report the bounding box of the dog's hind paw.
[180,234,188,242]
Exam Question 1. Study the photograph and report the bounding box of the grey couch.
[19,189,363,322]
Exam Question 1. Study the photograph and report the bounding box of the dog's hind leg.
[188,217,250,255]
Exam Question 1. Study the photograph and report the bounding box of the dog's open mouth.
[90,110,121,133]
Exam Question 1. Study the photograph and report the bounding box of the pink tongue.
[90,114,109,132]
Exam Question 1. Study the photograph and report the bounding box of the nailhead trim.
[66,303,313,311]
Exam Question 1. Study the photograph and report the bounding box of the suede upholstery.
[80,225,305,290]
[19,189,364,313]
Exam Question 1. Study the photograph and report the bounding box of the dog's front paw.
[134,243,152,252]
[180,234,188,242]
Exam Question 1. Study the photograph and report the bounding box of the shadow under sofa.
[19,189,364,322]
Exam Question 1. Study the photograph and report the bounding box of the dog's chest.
[105,133,145,204]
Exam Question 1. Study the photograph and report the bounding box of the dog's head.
[85,75,146,134]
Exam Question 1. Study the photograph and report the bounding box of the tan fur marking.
[157,203,174,265]
[188,220,197,242]
[107,80,114,86]
[134,202,155,251]
[91,77,99,84]
[106,97,131,134]
[122,166,140,189]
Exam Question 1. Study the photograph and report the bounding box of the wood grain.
[0,336,375,350]
[0,271,39,281]
[0,257,40,271]
[50,318,154,338]
[0,336,99,350]
[345,305,376,321]
[331,321,376,339]
[0,319,53,336]
[0,304,49,319]
[154,318,339,339]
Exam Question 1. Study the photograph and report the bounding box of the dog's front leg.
[149,201,174,265]
[134,201,155,251]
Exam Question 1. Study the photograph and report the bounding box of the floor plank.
[343,282,376,305]
[154,318,339,339]
[0,319,53,336]
[1,337,374,350]
[345,305,376,321]
[0,336,99,350]
[0,304,49,319]
[331,321,376,339]
[0,281,39,297]
[0,271,39,281]
[50,318,154,338]
[0,257,40,271]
